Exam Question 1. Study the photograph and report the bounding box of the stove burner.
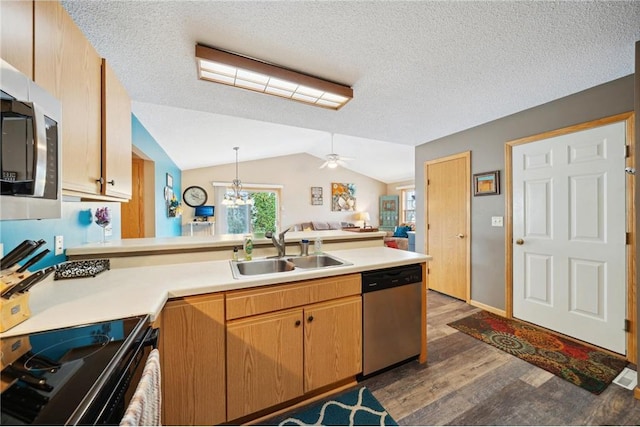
[23,334,111,372]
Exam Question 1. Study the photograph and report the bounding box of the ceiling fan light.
[196,44,353,110]
[327,161,338,169]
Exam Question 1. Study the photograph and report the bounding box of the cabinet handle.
[95,177,104,184]
[295,320,301,327]
[307,315,314,322]
[107,180,115,186]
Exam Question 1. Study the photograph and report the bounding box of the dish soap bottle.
[314,236,323,254]
[243,235,253,261]
[232,246,239,261]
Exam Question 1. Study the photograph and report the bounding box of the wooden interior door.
[425,152,470,301]
[121,157,144,238]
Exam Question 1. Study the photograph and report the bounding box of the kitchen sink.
[231,258,295,277]
[230,253,351,279]
[286,254,346,269]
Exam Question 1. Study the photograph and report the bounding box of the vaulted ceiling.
[62,1,640,183]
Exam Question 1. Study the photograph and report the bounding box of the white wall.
[181,153,387,231]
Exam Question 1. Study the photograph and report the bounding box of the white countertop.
[1,247,430,338]
[65,230,388,256]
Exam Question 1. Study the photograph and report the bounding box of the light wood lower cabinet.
[226,295,362,421]
[304,297,362,392]
[160,294,226,426]
[226,309,304,421]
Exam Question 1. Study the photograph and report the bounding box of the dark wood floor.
[360,290,640,426]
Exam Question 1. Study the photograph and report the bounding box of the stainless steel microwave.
[0,59,62,220]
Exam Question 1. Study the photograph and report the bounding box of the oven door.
[72,327,159,425]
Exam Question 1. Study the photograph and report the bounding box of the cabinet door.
[1,0,33,78]
[160,294,226,426]
[227,309,303,421]
[101,59,132,199]
[34,1,102,195]
[304,296,362,392]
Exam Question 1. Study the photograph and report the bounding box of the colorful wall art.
[331,183,356,211]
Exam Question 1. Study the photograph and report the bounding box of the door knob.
[456,234,465,239]
[515,238,524,245]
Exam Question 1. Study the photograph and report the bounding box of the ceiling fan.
[319,134,353,169]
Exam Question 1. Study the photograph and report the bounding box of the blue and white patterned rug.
[275,387,398,426]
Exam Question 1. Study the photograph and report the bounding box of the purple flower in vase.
[94,207,111,227]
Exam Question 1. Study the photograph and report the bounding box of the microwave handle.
[30,102,47,198]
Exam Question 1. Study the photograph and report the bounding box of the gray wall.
[415,74,635,311]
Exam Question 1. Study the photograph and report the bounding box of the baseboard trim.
[469,299,507,317]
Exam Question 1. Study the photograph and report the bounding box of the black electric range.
[0,315,155,425]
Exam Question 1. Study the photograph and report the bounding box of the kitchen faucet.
[265,227,292,258]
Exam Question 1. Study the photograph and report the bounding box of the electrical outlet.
[491,216,504,227]
[55,235,64,255]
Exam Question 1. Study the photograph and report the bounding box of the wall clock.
[183,186,208,207]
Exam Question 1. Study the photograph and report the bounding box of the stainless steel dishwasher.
[361,264,422,376]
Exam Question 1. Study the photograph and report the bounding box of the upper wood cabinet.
[160,294,226,426]
[1,0,33,78]
[34,1,103,196]
[101,59,132,199]
[32,1,131,200]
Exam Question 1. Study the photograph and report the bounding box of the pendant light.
[222,147,253,207]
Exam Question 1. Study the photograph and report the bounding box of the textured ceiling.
[62,1,640,183]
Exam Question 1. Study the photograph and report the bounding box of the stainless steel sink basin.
[231,258,295,277]
[230,253,351,278]
[286,254,346,269]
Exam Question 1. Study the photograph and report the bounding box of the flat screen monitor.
[194,205,214,219]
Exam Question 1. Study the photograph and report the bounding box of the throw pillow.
[312,221,330,230]
[393,226,409,238]
[328,221,342,230]
[385,240,399,249]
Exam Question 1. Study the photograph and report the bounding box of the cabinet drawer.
[226,273,361,320]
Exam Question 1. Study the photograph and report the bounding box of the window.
[214,184,281,234]
[401,188,416,223]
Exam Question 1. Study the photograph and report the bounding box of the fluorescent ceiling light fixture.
[195,44,353,110]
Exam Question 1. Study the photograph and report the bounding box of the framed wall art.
[311,186,323,205]
[473,170,500,196]
[166,173,173,188]
[331,182,356,211]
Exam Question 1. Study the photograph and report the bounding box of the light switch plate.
[491,216,504,227]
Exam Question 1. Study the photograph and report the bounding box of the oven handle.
[144,328,160,349]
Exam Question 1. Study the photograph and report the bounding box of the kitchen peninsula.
[2,245,429,425]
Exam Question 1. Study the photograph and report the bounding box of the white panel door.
[512,121,627,354]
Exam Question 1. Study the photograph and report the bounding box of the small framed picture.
[311,186,323,205]
[166,173,173,188]
[473,170,500,196]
